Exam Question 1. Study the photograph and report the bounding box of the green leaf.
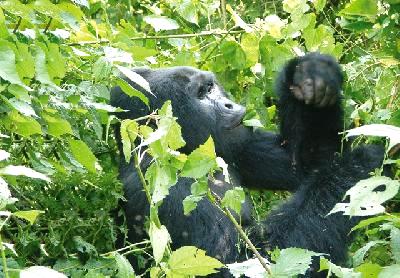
[69,139,97,173]
[15,42,35,81]
[120,119,138,162]
[35,43,54,86]
[0,8,10,38]
[168,246,223,276]
[149,222,170,264]
[351,215,399,232]
[221,187,245,215]
[4,110,42,137]
[0,39,25,86]
[181,137,216,179]
[93,57,112,82]
[391,227,400,263]
[283,0,309,15]
[47,43,66,83]
[329,176,400,217]
[241,33,259,67]
[379,264,400,278]
[320,258,361,277]
[312,0,326,12]
[183,195,203,215]
[13,210,44,225]
[43,112,73,138]
[115,254,135,278]
[220,41,247,70]
[345,124,400,152]
[143,15,180,32]
[353,241,387,266]
[159,101,186,151]
[0,165,50,182]
[339,0,378,19]
[116,65,152,94]
[271,248,321,276]
[8,84,30,102]
[166,0,199,25]
[115,78,149,107]
[355,263,381,278]
[149,164,178,203]
[20,266,67,278]
[191,179,208,196]
[227,258,270,278]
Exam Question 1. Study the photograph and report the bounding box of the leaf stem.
[133,151,152,205]
[0,233,9,278]
[209,191,272,275]
[67,30,244,46]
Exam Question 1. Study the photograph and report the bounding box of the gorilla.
[110,53,384,276]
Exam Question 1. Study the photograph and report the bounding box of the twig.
[209,191,272,275]
[221,0,227,29]
[13,17,22,33]
[133,151,152,205]
[67,30,244,46]
[43,18,53,34]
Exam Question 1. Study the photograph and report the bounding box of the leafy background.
[0,0,399,277]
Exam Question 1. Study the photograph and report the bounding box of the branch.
[67,30,244,46]
[209,191,272,275]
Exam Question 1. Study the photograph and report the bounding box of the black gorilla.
[110,53,384,275]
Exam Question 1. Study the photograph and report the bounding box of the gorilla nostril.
[225,103,233,109]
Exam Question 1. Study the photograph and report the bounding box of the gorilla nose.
[222,100,245,114]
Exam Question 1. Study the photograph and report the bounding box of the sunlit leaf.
[0,165,50,182]
[13,210,44,225]
[168,246,223,276]
[221,187,245,215]
[115,253,135,278]
[69,139,97,173]
[329,176,400,216]
[143,15,180,32]
[149,222,170,264]
[345,124,400,152]
[20,266,67,278]
[181,137,216,179]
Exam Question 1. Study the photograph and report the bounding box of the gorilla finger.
[313,77,325,104]
[318,87,334,107]
[290,86,304,101]
[302,79,314,105]
[328,94,337,106]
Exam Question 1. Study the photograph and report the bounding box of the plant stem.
[133,152,152,205]
[0,233,9,278]
[209,192,272,275]
[67,30,244,46]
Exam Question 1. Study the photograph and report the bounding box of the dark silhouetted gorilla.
[110,53,384,276]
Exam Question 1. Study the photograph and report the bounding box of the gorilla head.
[111,66,248,158]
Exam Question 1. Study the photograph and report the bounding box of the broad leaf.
[329,176,400,216]
[69,139,97,173]
[13,210,44,225]
[181,137,216,179]
[168,246,223,276]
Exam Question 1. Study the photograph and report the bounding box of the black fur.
[110,53,384,276]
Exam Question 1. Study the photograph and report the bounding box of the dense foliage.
[0,0,399,277]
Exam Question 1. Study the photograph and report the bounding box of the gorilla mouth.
[228,114,245,130]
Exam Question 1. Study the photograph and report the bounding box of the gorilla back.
[110,54,385,275]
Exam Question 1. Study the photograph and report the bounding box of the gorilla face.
[111,66,248,156]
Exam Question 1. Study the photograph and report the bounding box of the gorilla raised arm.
[110,53,384,275]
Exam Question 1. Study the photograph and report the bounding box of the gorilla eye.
[198,83,214,99]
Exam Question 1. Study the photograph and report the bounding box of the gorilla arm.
[230,53,344,190]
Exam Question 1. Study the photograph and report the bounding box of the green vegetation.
[0,0,398,277]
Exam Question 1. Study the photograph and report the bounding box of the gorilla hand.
[289,53,343,108]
